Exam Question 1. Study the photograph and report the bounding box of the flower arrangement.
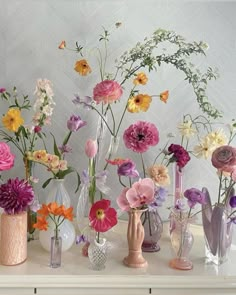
[0,177,34,214]
[0,79,55,180]
[27,114,86,191]
[33,202,74,238]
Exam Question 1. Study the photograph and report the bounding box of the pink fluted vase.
[123,209,148,268]
[0,211,27,266]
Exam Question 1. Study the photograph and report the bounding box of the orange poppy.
[33,216,48,231]
[62,207,73,221]
[48,202,64,216]
[74,59,92,76]
[37,204,49,216]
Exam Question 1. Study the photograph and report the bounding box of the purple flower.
[174,198,185,211]
[123,121,159,153]
[67,115,86,132]
[76,234,87,244]
[149,186,168,209]
[58,144,72,154]
[117,160,139,178]
[0,88,6,93]
[229,216,236,224]
[73,95,93,110]
[184,188,206,208]
[0,178,34,214]
[229,196,236,208]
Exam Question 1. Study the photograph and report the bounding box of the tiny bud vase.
[169,215,194,270]
[88,238,107,270]
[124,209,148,268]
[142,209,163,252]
[0,211,27,266]
[50,230,62,268]
[202,187,234,265]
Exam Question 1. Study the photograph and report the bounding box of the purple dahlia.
[0,178,34,214]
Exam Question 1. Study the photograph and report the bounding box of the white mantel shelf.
[0,222,236,295]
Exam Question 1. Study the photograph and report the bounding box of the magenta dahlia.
[0,178,34,214]
[123,121,159,153]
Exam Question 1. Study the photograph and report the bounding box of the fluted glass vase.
[142,209,163,252]
[202,187,234,265]
[88,238,108,270]
[169,216,194,270]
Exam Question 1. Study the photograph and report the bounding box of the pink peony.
[0,142,15,171]
[211,145,236,173]
[117,178,155,210]
[123,121,159,153]
[93,80,123,104]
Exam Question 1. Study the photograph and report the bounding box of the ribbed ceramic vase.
[123,209,148,268]
[202,187,234,265]
[0,211,27,265]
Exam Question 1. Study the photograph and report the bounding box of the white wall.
[1,0,236,222]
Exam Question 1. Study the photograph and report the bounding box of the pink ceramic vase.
[0,211,27,266]
[123,209,148,268]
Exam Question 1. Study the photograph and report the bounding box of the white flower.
[193,137,216,159]
[35,79,54,97]
[206,128,227,147]
[42,105,53,116]
[178,120,196,138]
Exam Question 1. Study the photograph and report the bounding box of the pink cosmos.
[89,199,117,232]
[93,80,123,104]
[0,142,15,171]
[85,139,98,158]
[117,178,155,211]
[123,121,159,153]
[211,145,236,173]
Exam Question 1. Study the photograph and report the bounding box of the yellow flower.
[147,164,170,186]
[133,72,148,85]
[127,94,152,113]
[207,129,227,147]
[2,108,24,132]
[32,150,48,163]
[74,59,92,76]
[178,120,196,138]
[160,90,169,103]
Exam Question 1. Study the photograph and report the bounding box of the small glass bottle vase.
[169,218,194,270]
[88,237,108,270]
[142,209,163,252]
[50,230,62,268]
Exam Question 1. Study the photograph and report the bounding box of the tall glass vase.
[123,209,148,268]
[202,187,233,265]
[173,163,183,204]
[142,209,163,252]
[169,215,194,270]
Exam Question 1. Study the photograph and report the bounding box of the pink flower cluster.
[168,144,190,168]
[93,80,123,104]
[117,178,155,211]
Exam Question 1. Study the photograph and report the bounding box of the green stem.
[140,153,146,177]
[62,131,72,146]
[218,172,223,204]
[88,158,96,204]
[115,102,128,137]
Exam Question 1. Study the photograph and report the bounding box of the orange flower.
[133,72,148,85]
[62,207,73,221]
[74,59,92,76]
[127,94,152,113]
[58,40,66,49]
[48,202,64,216]
[160,90,169,103]
[33,216,48,231]
[37,203,49,216]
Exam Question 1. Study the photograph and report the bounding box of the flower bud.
[67,115,86,132]
[85,139,98,158]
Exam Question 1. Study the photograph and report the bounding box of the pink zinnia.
[93,80,123,104]
[0,178,34,214]
[123,121,159,153]
[89,199,117,232]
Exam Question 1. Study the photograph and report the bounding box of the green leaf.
[42,178,53,188]
[50,133,61,158]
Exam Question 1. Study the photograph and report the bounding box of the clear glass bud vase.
[50,230,62,268]
[169,217,194,270]
[142,209,163,252]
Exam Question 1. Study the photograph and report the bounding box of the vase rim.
[94,237,106,247]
